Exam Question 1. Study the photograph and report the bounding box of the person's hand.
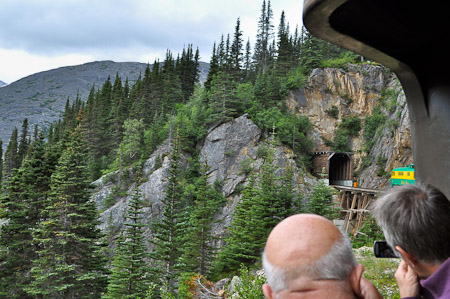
[395,260,419,298]
[358,276,383,299]
[352,264,383,299]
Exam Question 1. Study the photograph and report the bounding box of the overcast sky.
[0,0,303,84]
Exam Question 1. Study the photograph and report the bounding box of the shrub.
[306,177,339,220]
[325,105,339,119]
[363,107,387,152]
[341,116,361,137]
[239,158,253,175]
[231,265,265,299]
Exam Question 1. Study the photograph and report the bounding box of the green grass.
[354,247,400,298]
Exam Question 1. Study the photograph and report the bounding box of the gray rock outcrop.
[93,114,315,248]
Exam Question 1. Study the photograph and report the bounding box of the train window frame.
[398,172,403,176]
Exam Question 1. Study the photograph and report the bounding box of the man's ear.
[350,263,364,298]
[396,246,418,267]
[262,284,274,299]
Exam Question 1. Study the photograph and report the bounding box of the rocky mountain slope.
[0,60,209,147]
[91,62,412,265]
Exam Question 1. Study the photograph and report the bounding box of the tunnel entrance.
[312,151,354,186]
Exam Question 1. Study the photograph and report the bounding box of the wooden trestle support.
[334,186,379,235]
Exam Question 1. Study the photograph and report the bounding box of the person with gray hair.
[372,183,450,298]
[262,214,381,298]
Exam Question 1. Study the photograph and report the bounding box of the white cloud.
[0,0,303,83]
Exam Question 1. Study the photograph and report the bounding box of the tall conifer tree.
[0,131,53,298]
[17,118,29,167]
[2,127,18,186]
[105,185,154,299]
[178,161,225,275]
[150,130,187,292]
[26,127,107,298]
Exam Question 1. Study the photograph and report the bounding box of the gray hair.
[262,229,356,293]
[372,183,450,264]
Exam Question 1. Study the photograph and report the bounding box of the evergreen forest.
[0,1,365,298]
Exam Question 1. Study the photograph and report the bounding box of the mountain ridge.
[0,60,209,147]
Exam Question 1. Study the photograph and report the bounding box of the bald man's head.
[262,214,357,298]
[265,214,343,270]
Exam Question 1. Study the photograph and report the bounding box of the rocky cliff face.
[287,63,412,190]
[93,114,315,247]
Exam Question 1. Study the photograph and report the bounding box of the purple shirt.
[403,258,450,299]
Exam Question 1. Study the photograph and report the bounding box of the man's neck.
[418,261,442,279]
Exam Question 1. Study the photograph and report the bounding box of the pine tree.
[212,171,260,276]
[207,71,240,123]
[17,118,29,167]
[205,42,219,91]
[252,137,283,239]
[230,18,244,81]
[26,127,107,298]
[306,171,338,219]
[253,0,274,74]
[276,11,293,75]
[2,127,19,186]
[178,160,225,275]
[105,185,154,299]
[0,131,52,298]
[110,73,126,143]
[160,50,183,115]
[178,44,200,102]
[150,131,187,292]
[299,28,323,73]
[243,39,253,81]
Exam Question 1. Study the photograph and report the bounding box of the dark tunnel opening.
[329,153,353,186]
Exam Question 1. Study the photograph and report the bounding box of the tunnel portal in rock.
[313,152,354,187]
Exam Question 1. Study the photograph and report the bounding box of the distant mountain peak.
[0,80,7,87]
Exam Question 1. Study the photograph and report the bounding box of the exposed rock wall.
[288,63,412,189]
[92,114,315,246]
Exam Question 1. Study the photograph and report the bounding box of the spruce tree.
[230,18,244,81]
[212,171,260,276]
[205,42,219,91]
[252,137,285,238]
[0,131,51,298]
[17,118,29,167]
[26,127,107,298]
[105,185,154,299]
[243,39,253,81]
[150,131,187,292]
[276,11,293,75]
[2,127,18,186]
[253,0,274,74]
[160,50,183,115]
[178,161,225,275]
[207,71,240,123]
